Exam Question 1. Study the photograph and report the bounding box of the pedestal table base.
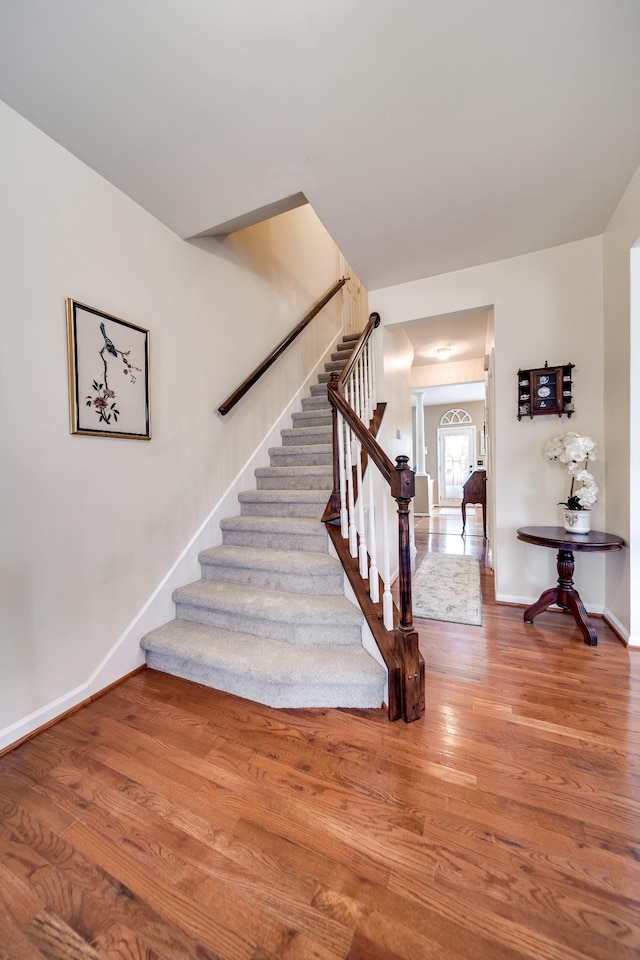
[523,548,597,645]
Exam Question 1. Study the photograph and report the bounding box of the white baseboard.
[494,593,536,607]
[603,607,633,645]
[1,333,339,755]
[0,682,90,753]
[495,593,604,615]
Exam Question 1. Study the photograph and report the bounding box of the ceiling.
[1,2,640,291]
[401,308,490,367]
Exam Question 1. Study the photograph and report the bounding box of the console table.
[516,526,624,646]
[462,469,487,538]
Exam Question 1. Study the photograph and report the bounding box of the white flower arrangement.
[543,432,598,510]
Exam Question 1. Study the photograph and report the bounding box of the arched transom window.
[440,408,472,425]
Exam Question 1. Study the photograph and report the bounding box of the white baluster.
[356,434,368,580]
[381,487,394,630]
[368,466,379,602]
[409,496,417,563]
[337,410,348,539]
[349,378,358,465]
[371,331,378,412]
[363,340,371,423]
[345,418,358,558]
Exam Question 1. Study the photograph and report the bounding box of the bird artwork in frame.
[66,299,151,439]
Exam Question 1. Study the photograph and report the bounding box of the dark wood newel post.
[392,456,415,629]
[391,455,422,722]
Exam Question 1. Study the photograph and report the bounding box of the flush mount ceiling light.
[435,345,453,359]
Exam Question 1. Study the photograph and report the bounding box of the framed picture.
[66,299,151,439]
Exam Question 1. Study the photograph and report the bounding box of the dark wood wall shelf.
[517,361,574,420]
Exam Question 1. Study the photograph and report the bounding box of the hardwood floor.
[2,507,639,959]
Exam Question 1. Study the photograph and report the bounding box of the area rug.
[412,553,482,626]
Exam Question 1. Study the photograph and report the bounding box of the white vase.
[563,508,591,534]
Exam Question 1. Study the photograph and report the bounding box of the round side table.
[516,526,624,646]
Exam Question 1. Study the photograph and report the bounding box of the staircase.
[141,334,386,709]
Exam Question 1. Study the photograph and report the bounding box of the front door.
[437,426,476,505]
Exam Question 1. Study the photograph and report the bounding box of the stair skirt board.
[141,332,386,711]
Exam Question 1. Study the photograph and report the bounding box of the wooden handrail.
[218,277,348,415]
[338,311,380,388]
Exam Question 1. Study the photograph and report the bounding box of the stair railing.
[324,313,424,723]
[218,277,348,416]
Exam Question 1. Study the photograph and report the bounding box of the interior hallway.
[414,505,488,557]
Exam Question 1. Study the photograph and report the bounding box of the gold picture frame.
[66,298,151,439]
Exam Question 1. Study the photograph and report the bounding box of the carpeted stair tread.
[239,487,328,502]
[291,409,332,426]
[325,360,347,372]
[281,425,332,446]
[300,396,330,411]
[198,544,344,595]
[254,464,333,490]
[238,487,328,518]
[221,514,329,551]
[199,543,339,574]
[141,620,385,709]
[239,488,328,505]
[310,383,329,397]
[269,442,332,454]
[174,579,362,626]
[172,580,363,644]
[221,515,327,535]
[292,405,331,418]
[269,444,332,466]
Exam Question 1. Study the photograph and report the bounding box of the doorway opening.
[437,424,476,505]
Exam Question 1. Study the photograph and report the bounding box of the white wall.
[377,325,415,467]
[602,162,640,645]
[0,100,344,742]
[370,237,611,616]
[411,357,485,389]
[369,325,415,581]
[485,314,496,562]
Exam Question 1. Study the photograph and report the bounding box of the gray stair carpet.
[141,333,385,710]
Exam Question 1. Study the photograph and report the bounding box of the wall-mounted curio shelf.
[517,361,574,420]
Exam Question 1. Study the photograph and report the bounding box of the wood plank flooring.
[1,507,639,959]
